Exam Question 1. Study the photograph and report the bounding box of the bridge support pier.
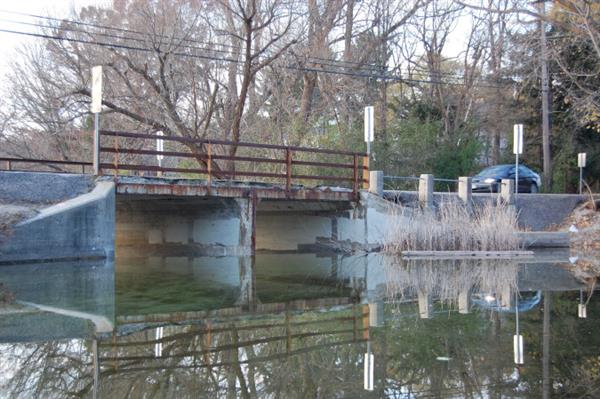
[235,256,257,309]
[235,193,258,255]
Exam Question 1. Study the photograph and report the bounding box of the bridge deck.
[112,175,358,201]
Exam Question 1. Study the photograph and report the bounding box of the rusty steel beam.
[115,182,356,202]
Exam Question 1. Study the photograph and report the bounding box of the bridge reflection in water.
[0,253,596,398]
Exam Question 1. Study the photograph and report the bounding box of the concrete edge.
[17,300,114,334]
[361,191,406,214]
[19,181,115,226]
[517,231,570,248]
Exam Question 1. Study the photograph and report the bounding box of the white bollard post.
[501,179,515,205]
[458,176,472,207]
[369,171,384,196]
[418,174,434,209]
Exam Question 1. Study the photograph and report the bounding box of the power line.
[0,9,518,86]
[0,17,242,61]
[0,26,514,89]
[0,12,394,77]
[0,9,386,73]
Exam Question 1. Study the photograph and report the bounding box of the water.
[1,253,599,398]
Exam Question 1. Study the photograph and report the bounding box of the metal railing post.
[353,154,359,197]
[113,131,118,178]
[286,148,292,192]
[207,143,212,186]
[362,156,369,190]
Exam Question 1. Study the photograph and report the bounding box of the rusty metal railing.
[98,130,370,195]
[0,157,91,174]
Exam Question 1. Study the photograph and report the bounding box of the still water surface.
[0,253,598,398]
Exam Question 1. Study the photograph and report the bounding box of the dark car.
[472,164,542,193]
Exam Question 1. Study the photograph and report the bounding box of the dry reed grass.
[383,200,520,253]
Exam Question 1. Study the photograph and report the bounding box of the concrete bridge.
[0,130,586,263]
[0,172,584,264]
[0,130,391,262]
[0,169,399,263]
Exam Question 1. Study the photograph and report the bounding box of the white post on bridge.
[156,131,164,177]
[91,66,103,176]
[364,106,374,156]
[513,124,524,198]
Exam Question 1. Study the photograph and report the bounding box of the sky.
[0,0,109,79]
[0,0,473,86]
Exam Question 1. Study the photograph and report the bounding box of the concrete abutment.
[0,174,115,263]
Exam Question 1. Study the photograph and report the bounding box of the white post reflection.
[513,292,524,365]
[418,290,431,319]
[363,342,374,391]
[92,338,99,399]
[458,289,470,314]
[578,288,587,318]
[154,327,164,357]
[368,302,384,328]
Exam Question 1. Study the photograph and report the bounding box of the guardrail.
[384,175,458,191]
[98,130,370,195]
[0,157,91,174]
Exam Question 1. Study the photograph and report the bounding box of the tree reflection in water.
[0,339,93,397]
[2,257,600,397]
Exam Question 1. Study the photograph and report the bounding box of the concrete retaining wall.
[0,181,115,263]
[385,191,585,231]
[0,171,93,203]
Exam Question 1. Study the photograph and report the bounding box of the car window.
[476,165,511,177]
[518,166,532,176]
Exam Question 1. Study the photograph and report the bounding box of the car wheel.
[530,183,539,194]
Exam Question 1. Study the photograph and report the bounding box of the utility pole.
[537,0,552,191]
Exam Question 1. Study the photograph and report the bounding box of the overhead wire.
[0,8,522,81]
[0,14,401,79]
[0,11,516,89]
[0,8,515,85]
[0,8,385,72]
